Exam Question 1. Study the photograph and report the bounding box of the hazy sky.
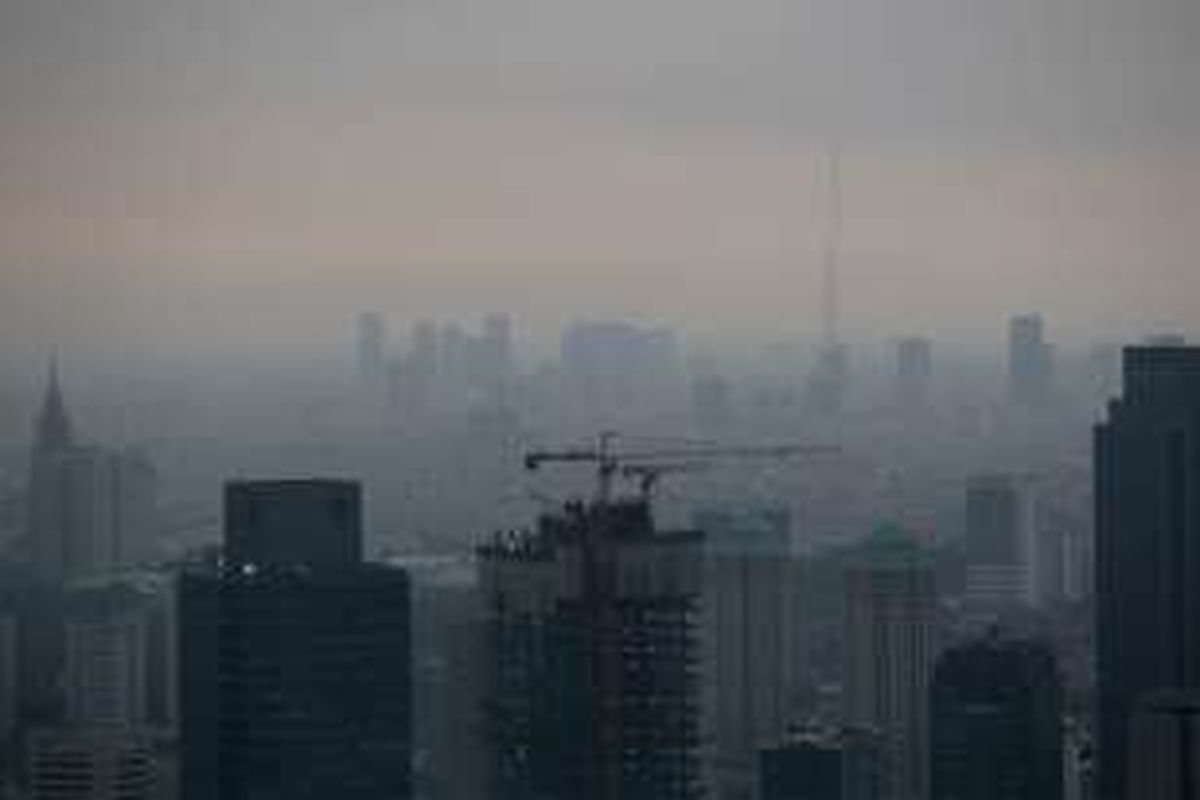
[1,0,1197,362]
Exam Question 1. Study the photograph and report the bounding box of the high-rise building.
[26,729,157,800]
[0,616,16,744]
[1009,314,1054,406]
[1126,691,1200,800]
[1094,345,1200,800]
[759,735,842,800]
[690,375,734,431]
[478,498,704,800]
[63,585,151,730]
[895,337,933,407]
[179,479,411,800]
[930,632,1063,800]
[964,474,1037,614]
[695,507,802,800]
[28,366,158,583]
[357,312,387,389]
[843,525,937,800]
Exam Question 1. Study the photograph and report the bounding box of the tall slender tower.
[34,358,74,453]
[808,148,849,414]
[821,146,843,354]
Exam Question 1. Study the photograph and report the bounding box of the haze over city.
[0,2,1198,800]
[1,0,1197,364]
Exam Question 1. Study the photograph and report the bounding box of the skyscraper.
[895,337,933,407]
[843,525,937,800]
[26,729,157,800]
[27,365,158,583]
[357,312,386,389]
[930,632,1063,800]
[478,498,704,800]
[1095,345,1200,800]
[695,507,802,800]
[964,474,1037,615]
[1126,691,1200,800]
[63,585,151,729]
[179,479,411,800]
[1009,314,1054,406]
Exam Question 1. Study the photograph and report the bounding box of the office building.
[63,585,151,729]
[759,736,841,800]
[930,633,1063,800]
[691,375,734,431]
[179,479,411,800]
[895,337,933,406]
[843,525,937,800]
[1009,314,1054,406]
[26,730,157,800]
[964,474,1037,614]
[1094,346,1200,800]
[28,366,158,583]
[479,498,704,800]
[759,725,883,800]
[1126,691,1200,800]
[357,312,387,389]
[695,507,801,800]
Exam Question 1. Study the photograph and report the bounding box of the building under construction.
[478,497,704,800]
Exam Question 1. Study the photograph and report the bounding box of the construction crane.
[523,431,838,506]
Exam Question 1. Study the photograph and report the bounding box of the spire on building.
[35,357,74,451]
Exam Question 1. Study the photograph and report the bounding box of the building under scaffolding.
[478,497,704,800]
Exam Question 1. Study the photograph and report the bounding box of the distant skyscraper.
[690,374,734,431]
[843,525,937,800]
[1095,345,1200,800]
[179,479,411,800]
[895,337,933,406]
[28,365,158,583]
[357,312,386,389]
[479,313,515,389]
[478,498,704,800]
[1009,314,1054,406]
[964,474,1037,614]
[930,632,1063,800]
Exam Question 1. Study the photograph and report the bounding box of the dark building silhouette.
[478,498,703,800]
[759,738,841,800]
[1126,691,1200,800]
[930,633,1063,800]
[1008,314,1054,406]
[179,479,411,800]
[1095,345,1200,800]
[758,727,883,800]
